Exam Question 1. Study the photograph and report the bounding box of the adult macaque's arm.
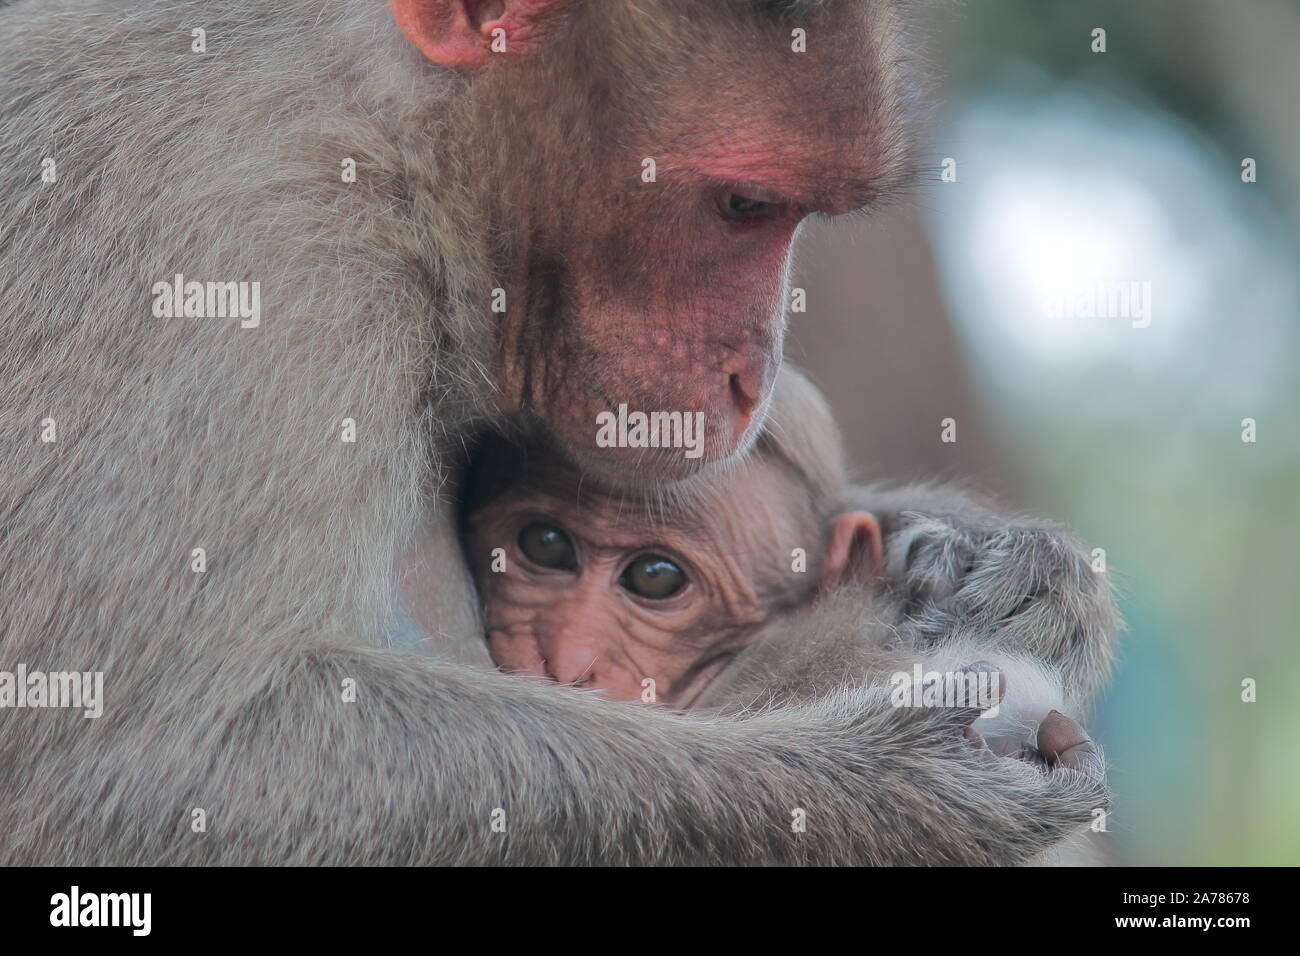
[3,639,1104,866]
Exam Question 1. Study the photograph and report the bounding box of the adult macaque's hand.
[1038,710,1105,774]
[975,707,1108,808]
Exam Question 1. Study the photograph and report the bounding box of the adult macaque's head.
[393,0,912,483]
[462,367,884,705]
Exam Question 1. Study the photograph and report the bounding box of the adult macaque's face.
[473,0,909,484]
[465,459,815,706]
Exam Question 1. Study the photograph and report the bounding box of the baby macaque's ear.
[821,511,884,591]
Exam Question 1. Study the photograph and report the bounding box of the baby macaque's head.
[462,367,882,707]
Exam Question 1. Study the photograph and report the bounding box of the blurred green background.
[925,0,1300,864]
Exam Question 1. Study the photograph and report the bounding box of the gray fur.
[696,483,1120,864]
[0,0,1108,865]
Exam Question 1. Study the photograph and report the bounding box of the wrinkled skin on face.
[461,0,912,484]
[463,447,822,706]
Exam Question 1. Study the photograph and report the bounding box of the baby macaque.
[459,365,1114,866]
[462,368,884,708]
[462,365,1111,771]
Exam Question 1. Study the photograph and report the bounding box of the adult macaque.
[0,0,1111,864]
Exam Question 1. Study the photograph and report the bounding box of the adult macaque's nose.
[719,350,771,444]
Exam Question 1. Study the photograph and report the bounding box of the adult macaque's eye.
[517,523,578,571]
[728,194,771,216]
[620,555,687,600]
[718,190,782,221]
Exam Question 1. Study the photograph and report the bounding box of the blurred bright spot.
[927,69,1299,421]
[923,64,1300,865]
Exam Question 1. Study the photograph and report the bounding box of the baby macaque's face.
[467,442,883,712]
[465,454,830,707]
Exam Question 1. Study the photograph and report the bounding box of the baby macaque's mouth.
[667,654,737,710]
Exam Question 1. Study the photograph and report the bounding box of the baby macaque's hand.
[886,513,1086,620]
[882,512,1116,693]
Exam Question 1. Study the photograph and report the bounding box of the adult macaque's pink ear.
[821,511,884,591]
[391,0,565,69]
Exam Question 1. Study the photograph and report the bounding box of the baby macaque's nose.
[538,634,648,700]
[543,653,593,687]
[538,631,602,688]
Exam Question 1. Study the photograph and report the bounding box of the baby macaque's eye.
[517,523,578,571]
[619,554,686,600]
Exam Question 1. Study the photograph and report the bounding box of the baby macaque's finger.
[1037,710,1099,770]
[921,661,1005,736]
[987,736,1031,759]
[951,659,1005,715]
[965,660,1006,706]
